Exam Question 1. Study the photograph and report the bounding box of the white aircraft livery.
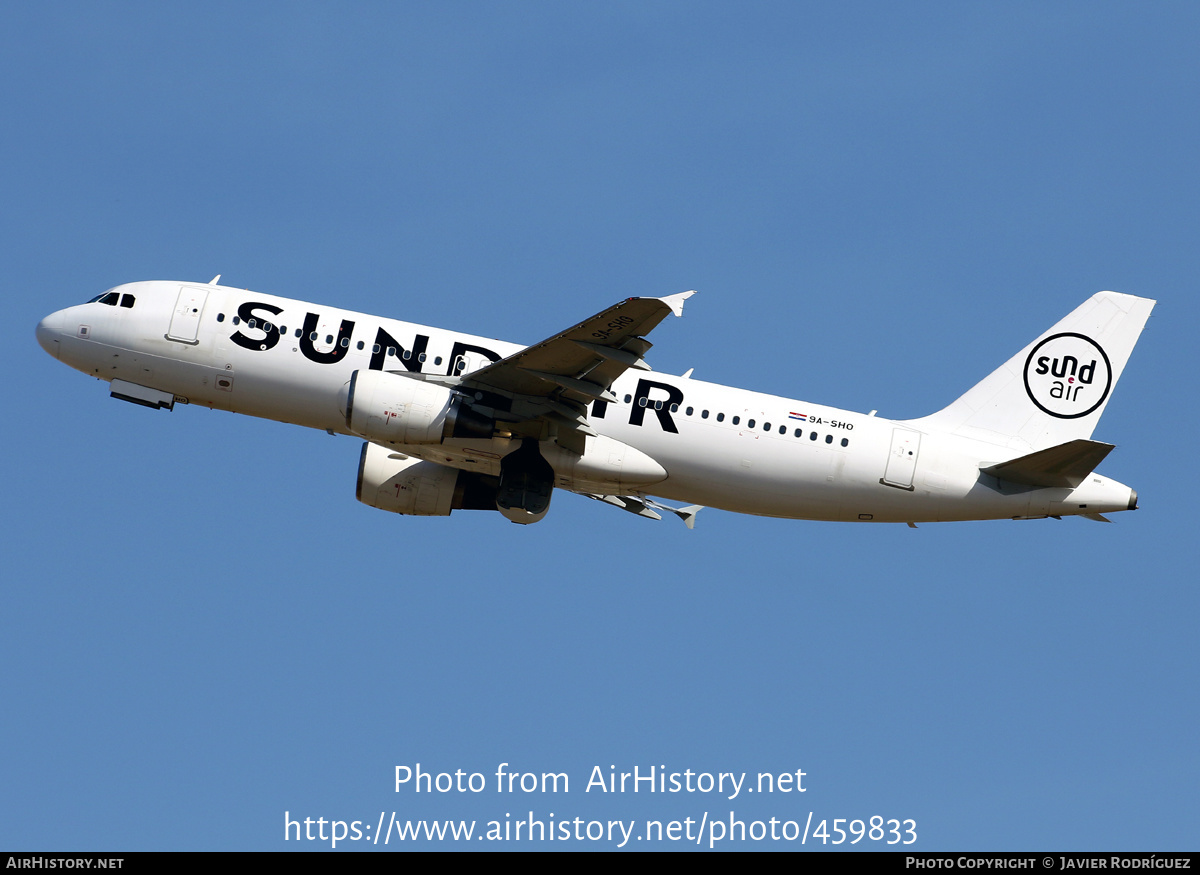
[37,281,1154,526]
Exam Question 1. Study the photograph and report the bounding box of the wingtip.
[659,290,697,317]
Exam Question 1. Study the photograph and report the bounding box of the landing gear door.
[167,286,208,344]
[882,428,921,490]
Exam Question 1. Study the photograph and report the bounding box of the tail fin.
[906,291,1155,452]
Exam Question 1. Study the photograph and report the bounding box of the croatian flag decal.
[789,412,807,421]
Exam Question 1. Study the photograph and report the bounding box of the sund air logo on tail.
[1022,332,1113,419]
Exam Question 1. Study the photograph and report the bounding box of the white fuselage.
[37,281,1138,523]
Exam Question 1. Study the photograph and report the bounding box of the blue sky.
[4,2,1198,850]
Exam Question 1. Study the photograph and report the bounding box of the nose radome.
[36,310,64,358]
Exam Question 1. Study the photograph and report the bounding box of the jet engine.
[356,441,499,516]
[341,369,493,445]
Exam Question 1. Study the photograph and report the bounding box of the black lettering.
[368,326,429,372]
[229,301,283,351]
[628,378,683,433]
[447,342,502,376]
[1051,355,1079,378]
[299,312,355,364]
[1078,360,1096,383]
[1036,355,1050,375]
[591,399,608,419]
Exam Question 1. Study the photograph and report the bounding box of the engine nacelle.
[356,442,499,516]
[342,369,492,444]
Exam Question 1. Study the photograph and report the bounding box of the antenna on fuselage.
[209,275,221,285]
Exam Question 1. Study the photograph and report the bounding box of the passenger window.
[295,328,302,338]
[418,353,426,362]
[263,322,273,332]
[716,413,724,422]
[624,394,632,403]
[670,403,678,413]
[279,326,287,335]
[309,332,318,341]
[654,400,663,410]
[732,416,741,425]
[686,406,694,416]
[402,349,410,359]
[217,313,225,323]
[434,356,442,366]
[119,295,135,308]
[248,319,256,329]
[794,428,802,437]
[841,438,849,447]
[778,425,786,434]
[702,410,709,419]
[372,344,381,354]
[825,434,833,444]
[810,432,818,441]
[232,316,240,325]
[387,347,396,356]
[639,398,648,407]
[356,341,364,350]
[325,335,333,344]
[746,418,754,428]
[341,337,350,348]
[763,422,770,431]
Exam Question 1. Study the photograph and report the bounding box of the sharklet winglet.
[659,290,696,318]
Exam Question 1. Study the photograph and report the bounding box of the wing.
[457,291,695,452]
[582,493,705,528]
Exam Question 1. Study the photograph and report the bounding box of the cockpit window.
[86,287,123,304]
[85,290,136,308]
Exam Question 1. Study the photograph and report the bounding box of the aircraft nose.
[36,310,64,359]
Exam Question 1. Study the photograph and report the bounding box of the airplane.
[36,279,1154,527]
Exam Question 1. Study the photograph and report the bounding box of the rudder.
[906,291,1155,452]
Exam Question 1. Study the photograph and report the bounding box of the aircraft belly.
[225,359,353,430]
[613,421,848,519]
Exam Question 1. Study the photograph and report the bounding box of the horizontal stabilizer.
[981,439,1114,488]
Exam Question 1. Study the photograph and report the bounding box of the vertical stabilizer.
[906,292,1155,452]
